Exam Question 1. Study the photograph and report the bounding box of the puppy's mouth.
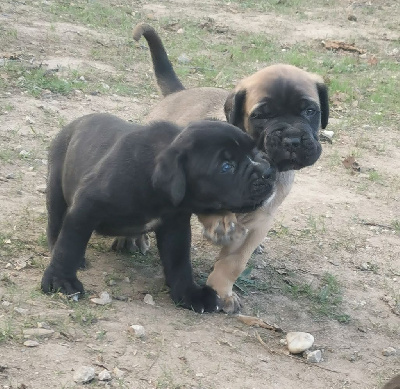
[262,129,322,172]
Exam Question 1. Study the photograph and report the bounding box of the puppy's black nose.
[283,137,301,149]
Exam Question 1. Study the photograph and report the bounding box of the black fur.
[42,114,276,312]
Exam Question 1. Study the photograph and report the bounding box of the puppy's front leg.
[41,205,95,296]
[156,213,219,313]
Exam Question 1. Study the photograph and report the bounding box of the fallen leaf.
[322,40,366,54]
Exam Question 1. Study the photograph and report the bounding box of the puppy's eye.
[305,108,317,117]
[250,112,265,120]
[220,161,236,174]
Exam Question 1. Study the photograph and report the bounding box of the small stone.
[36,185,47,194]
[19,150,30,157]
[91,291,112,305]
[305,349,322,363]
[107,279,117,286]
[2,301,12,307]
[129,324,145,338]
[177,28,184,34]
[73,366,95,383]
[348,14,357,21]
[123,277,130,283]
[382,347,397,356]
[5,173,15,179]
[113,367,125,378]
[286,332,314,354]
[98,369,111,381]
[79,76,85,81]
[178,53,191,64]
[23,340,39,347]
[321,130,334,139]
[25,116,35,124]
[143,294,155,305]
[14,307,29,315]
[23,328,54,338]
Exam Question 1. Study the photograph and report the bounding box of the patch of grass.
[234,267,271,294]
[69,300,107,326]
[43,1,137,33]
[0,62,86,97]
[0,319,15,343]
[285,273,350,323]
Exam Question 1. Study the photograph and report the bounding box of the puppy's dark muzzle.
[251,166,276,199]
[265,125,322,171]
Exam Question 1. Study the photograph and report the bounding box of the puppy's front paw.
[41,266,84,296]
[172,285,219,313]
[218,292,242,314]
[201,214,248,246]
[111,234,150,254]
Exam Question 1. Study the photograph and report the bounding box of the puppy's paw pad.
[219,293,242,314]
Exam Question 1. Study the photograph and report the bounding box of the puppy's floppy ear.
[316,82,329,129]
[224,89,247,131]
[152,147,186,206]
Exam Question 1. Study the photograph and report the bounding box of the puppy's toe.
[111,235,151,254]
[173,285,219,313]
[218,292,242,314]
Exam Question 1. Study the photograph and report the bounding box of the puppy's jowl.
[134,23,329,312]
[42,114,276,313]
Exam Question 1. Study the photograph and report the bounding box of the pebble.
[23,340,39,347]
[107,279,117,286]
[98,369,111,381]
[382,347,397,356]
[321,130,334,139]
[129,324,146,338]
[73,366,95,383]
[143,294,155,306]
[286,332,314,354]
[14,307,29,315]
[36,185,47,194]
[178,53,191,64]
[91,291,112,305]
[305,349,322,363]
[113,367,125,378]
[23,328,54,338]
[5,173,15,179]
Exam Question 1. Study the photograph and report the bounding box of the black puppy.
[41,113,276,312]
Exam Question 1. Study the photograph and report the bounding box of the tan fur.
[144,64,324,313]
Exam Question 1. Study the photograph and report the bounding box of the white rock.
[91,291,112,305]
[113,367,125,378]
[143,294,155,305]
[382,347,397,356]
[286,332,314,354]
[130,324,145,338]
[73,366,95,383]
[14,307,29,315]
[305,349,322,363]
[23,340,39,347]
[23,328,54,338]
[321,130,334,139]
[98,369,111,381]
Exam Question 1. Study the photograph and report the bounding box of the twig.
[361,221,396,230]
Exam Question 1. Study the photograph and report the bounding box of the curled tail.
[133,23,185,97]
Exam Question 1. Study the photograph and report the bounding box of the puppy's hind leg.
[155,213,219,313]
[46,167,67,251]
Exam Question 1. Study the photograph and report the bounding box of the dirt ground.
[0,0,399,388]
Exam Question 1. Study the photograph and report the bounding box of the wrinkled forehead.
[239,68,321,113]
